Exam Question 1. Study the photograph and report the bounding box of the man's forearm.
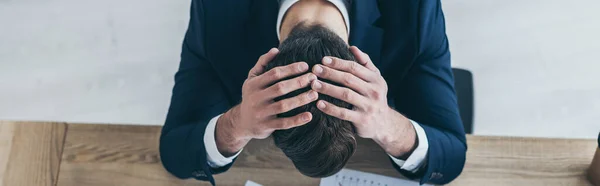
[215,105,250,157]
[373,108,418,159]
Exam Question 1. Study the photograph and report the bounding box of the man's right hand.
[215,48,318,156]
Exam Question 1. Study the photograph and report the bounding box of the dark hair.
[265,23,357,178]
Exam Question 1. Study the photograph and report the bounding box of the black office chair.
[452,68,474,134]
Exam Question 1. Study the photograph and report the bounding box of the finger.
[266,90,318,114]
[322,56,377,82]
[269,112,313,130]
[313,64,371,96]
[350,46,380,74]
[262,72,316,98]
[311,80,369,109]
[254,62,310,88]
[316,100,361,123]
[248,48,279,78]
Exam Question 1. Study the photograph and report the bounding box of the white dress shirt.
[204,0,430,174]
[276,0,351,40]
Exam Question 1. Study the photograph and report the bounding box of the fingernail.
[313,65,323,74]
[317,101,326,109]
[298,63,308,71]
[270,48,279,53]
[312,81,322,89]
[323,57,332,65]
[307,91,317,99]
[308,73,317,80]
[303,113,311,121]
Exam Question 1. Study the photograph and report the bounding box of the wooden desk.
[0,121,595,186]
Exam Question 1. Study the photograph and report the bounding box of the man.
[160,0,466,185]
[267,23,360,178]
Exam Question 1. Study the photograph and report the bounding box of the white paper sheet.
[245,180,263,186]
[320,169,433,186]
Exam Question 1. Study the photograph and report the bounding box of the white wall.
[0,0,598,138]
[0,0,188,125]
[444,0,600,138]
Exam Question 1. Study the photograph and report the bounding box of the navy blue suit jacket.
[160,0,467,185]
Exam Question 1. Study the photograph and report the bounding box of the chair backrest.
[452,68,474,134]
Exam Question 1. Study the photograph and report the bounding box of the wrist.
[374,109,418,159]
[215,106,249,156]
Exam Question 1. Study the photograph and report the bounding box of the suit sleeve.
[389,0,467,184]
[159,0,235,184]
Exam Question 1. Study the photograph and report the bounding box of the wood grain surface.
[56,124,200,186]
[0,121,67,186]
[0,122,597,186]
[448,136,596,186]
[56,124,401,186]
[0,122,16,185]
[55,123,597,186]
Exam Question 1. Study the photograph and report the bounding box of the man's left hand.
[310,46,417,158]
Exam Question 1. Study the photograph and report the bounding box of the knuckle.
[339,62,348,70]
[259,107,271,117]
[349,63,358,72]
[331,59,339,67]
[247,78,257,85]
[272,120,284,129]
[338,110,348,120]
[271,68,282,79]
[281,118,296,129]
[342,89,352,100]
[366,115,376,123]
[357,117,367,125]
[274,83,287,94]
[343,75,353,85]
[295,77,305,88]
[369,89,380,100]
[275,102,288,112]
[364,115,372,123]
[300,93,310,103]
[364,105,374,113]
[277,123,288,130]
[241,80,250,89]
[373,93,382,101]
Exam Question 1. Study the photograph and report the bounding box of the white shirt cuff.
[388,119,429,173]
[204,114,243,168]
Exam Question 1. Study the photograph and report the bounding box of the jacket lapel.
[204,0,279,104]
[349,0,383,66]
